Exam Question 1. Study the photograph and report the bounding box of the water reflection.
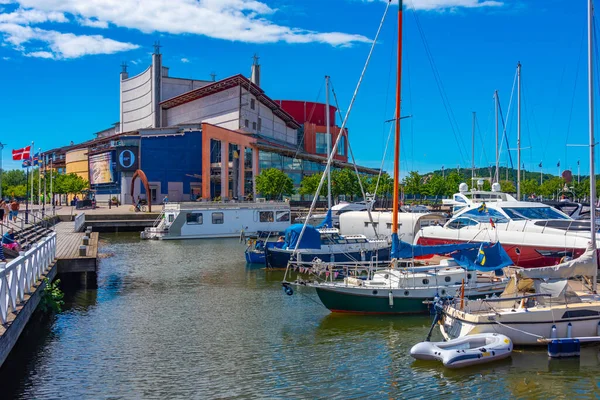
[1,235,600,398]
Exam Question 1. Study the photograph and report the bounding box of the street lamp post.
[0,143,5,200]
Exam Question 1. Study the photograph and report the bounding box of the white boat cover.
[518,245,598,280]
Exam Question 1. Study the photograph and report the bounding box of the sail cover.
[316,209,333,229]
[452,242,513,273]
[284,224,321,250]
[518,245,597,280]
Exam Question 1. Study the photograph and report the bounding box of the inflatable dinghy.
[410,333,512,369]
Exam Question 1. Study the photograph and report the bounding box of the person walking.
[9,200,19,223]
[0,201,6,225]
[1,201,8,224]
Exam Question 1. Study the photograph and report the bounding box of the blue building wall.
[140,131,202,198]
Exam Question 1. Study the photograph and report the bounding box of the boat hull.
[265,246,391,269]
[245,250,265,264]
[417,237,584,268]
[441,305,600,345]
[312,284,505,315]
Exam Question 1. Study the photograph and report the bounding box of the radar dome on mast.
[491,182,501,192]
[459,183,469,193]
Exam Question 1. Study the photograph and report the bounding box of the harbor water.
[2,234,600,399]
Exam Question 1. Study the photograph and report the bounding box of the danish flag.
[12,146,31,161]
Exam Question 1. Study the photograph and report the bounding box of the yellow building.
[65,148,89,181]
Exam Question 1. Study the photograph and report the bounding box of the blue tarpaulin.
[452,242,512,274]
[284,224,322,250]
[316,209,333,229]
[391,234,480,259]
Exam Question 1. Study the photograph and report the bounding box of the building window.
[245,119,249,128]
[250,98,256,110]
[150,186,158,202]
[212,212,224,224]
[257,117,262,132]
[316,132,328,154]
[337,134,346,156]
[252,121,257,130]
[186,213,203,224]
[259,211,274,222]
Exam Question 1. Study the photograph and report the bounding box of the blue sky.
[0,0,595,177]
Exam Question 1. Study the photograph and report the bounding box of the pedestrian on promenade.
[9,200,19,223]
[162,195,169,204]
[0,201,6,225]
[2,229,21,252]
[1,201,8,224]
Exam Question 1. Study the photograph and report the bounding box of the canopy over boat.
[392,237,479,259]
[451,242,513,273]
[284,224,321,250]
[517,245,597,280]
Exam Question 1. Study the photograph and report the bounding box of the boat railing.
[0,232,56,324]
[152,211,166,229]
[163,201,290,211]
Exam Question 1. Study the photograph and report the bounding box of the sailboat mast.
[391,0,403,238]
[517,62,522,200]
[472,111,476,185]
[495,90,499,183]
[325,75,332,210]
[588,0,597,292]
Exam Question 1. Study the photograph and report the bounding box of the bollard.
[82,236,90,245]
[86,226,92,233]
[79,245,87,256]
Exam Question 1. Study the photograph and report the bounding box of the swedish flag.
[477,202,487,213]
[476,244,486,266]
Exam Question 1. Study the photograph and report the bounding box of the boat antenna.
[391,0,403,260]
[291,0,393,254]
[588,0,597,292]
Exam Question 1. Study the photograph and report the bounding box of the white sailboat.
[440,0,600,345]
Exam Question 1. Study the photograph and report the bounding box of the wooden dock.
[55,222,98,274]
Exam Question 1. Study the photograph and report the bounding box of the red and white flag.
[12,146,31,161]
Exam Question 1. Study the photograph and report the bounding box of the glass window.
[462,208,509,223]
[337,134,346,156]
[252,122,257,130]
[259,211,274,222]
[447,218,479,229]
[168,214,174,223]
[186,213,203,224]
[502,207,570,221]
[316,133,328,154]
[250,98,255,110]
[245,119,249,128]
[276,211,290,222]
[257,117,262,132]
[212,212,224,224]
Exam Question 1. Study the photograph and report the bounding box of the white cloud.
[9,0,371,46]
[2,56,10,59]
[180,57,189,63]
[0,22,139,58]
[78,17,108,29]
[363,0,503,11]
[0,7,67,24]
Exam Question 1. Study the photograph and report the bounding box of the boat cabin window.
[259,211,274,222]
[276,211,290,222]
[447,218,479,229]
[212,212,224,224]
[186,213,203,224]
[321,233,341,245]
[557,205,578,217]
[168,214,174,223]
[462,208,509,223]
[502,207,570,221]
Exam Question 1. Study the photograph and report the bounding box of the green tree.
[443,172,463,197]
[368,172,393,199]
[331,168,358,199]
[520,179,540,197]
[500,180,516,194]
[6,185,26,199]
[299,173,327,197]
[423,174,445,200]
[403,171,423,199]
[255,168,294,200]
[539,177,564,198]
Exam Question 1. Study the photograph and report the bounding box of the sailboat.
[282,0,510,314]
[440,0,600,345]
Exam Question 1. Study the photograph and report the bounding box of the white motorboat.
[339,211,446,242]
[296,199,375,228]
[410,333,512,368]
[440,246,600,345]
[141,201,291,240]
[415,183,597,268]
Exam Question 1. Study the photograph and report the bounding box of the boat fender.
[282,283,294,296]
[567,322,572,338]
[551,325,558,339]
[389,291,394,307]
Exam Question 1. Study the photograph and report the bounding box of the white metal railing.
[0,232,56,324]
[163,201,290,211]
[74,213,85,232]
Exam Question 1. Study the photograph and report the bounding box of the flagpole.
[37,148,41,209]
[30,141,34,209]
[0,143,4,200]
[25,163,29,225]
[43,153,47,216]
